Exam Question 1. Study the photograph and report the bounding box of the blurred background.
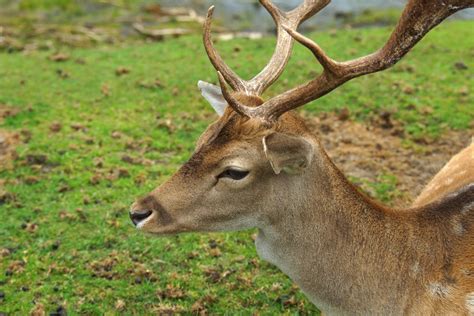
[0,1,472,315]
[0,0,472,52]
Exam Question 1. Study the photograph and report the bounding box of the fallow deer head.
[130,0,472,235]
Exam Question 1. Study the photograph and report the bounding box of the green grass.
[0,20,472,314]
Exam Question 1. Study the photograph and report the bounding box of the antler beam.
[235,0,474,122]
[204,0,330,96]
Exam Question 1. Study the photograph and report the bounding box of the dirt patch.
[88,255,120,280]
[305,112,472,207]
[0,105,19,122]
[0,104,20,172]
[0,130,19,171]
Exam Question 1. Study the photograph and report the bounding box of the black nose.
[130,209,153,226]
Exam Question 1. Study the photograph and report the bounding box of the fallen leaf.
[48,53,69,62]
[172,87,180,96]
[52,305,66,316]
[187,251,199,259]
[121,155,137,164]
[24,222,39,233]
[89,174,102,185]
[134,173,147,185]
[111,131,122,139]
[208,248,221,257]
[458,86,469,96]
[84,137,94,145]
[0,191,15,204]
[93,157,104,168]
[83,196,91,205]
[157,118,176,133]
[115,67,130,76]
[157,284,186,299]
[70,123,86,131]
[152,303,184,314]
[59,210,77,221]
[88,255,119,280]
[191,300,207,314]
[378,111,394,129]
[24,176,39,184]
[454,61,468,70]
[276,294,298,307]
[127,262,157,282]
[20,129,32,143]
[58,184,70,193]
[337,107,350,121]
[115,299,126,311]
[51,240,61,251]
[0,248,11,258]
[402,85,414,94]
[233,255,245,262]
[25,154,47,165]
[30,303,46,316]
[203,267,221,283]
[49,122,62,133]
[8,260,25,274]
[56,69,69,79]
[101,84,110,97]
[271,283,282,291]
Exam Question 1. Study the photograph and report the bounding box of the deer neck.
[255,138,419,314]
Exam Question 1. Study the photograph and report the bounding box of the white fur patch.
[428,282,451,298]
[411,262,421,276]
[462,201,474,215]
[466,293,474,314]
[451,218,465,236]
[136,213,155,230]
[262,136,268,157]
[444,178,454,185]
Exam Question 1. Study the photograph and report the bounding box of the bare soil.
[0,104,20,172]
[305,112,472,207]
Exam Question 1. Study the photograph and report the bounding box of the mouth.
[129,209,154,228]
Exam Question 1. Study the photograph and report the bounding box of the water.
[160,0,474,31]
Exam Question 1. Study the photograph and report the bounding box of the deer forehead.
[196,109,307,153]
[197,111,263,145]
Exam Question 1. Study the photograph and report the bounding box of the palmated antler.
[204,0,330,95]
[206,0,473,123]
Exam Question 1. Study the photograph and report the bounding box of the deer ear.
[262,133,314,175]
[198,81,228,116]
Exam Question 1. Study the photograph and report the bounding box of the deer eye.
[217,168,249,181]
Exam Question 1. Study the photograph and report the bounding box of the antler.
[204,0,330,95]
[209,0,474,123]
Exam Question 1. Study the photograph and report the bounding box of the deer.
[129,0,474,314]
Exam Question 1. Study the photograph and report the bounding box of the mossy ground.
[0,16,472,314]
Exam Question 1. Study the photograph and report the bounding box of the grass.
[0,20,472,314]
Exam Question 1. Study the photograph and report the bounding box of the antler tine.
[255,0,474,122]
[203,6,247,92]
[247,0,330,95]
[259,0,283,25]
[217,71,256,118]
[282,25,339,75]
[288,0,331,24]
[203,1,330,97]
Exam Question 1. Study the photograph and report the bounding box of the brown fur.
[132,109,474,314]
